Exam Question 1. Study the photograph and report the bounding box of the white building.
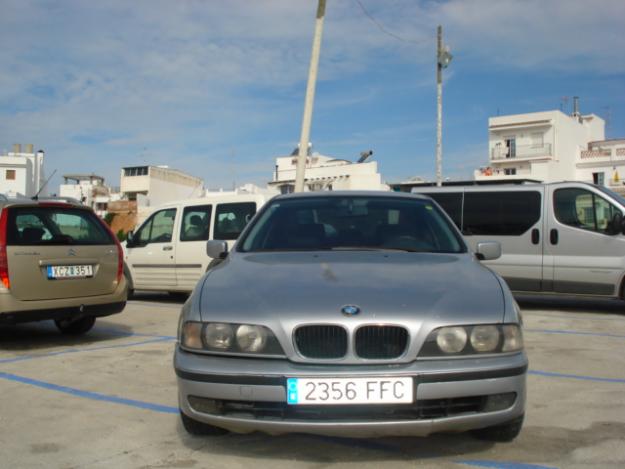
[120,165,204,224]
[577,139,625,194]
[59,174,119,217]
[120,165,204,206]
[0,144,46,197]
[268,151,386,193]
[474,102,605,184]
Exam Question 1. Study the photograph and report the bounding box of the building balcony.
[491,143,552,161]
[579,147,625,164]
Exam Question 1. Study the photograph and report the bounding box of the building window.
[504,168,517,176]
[6,169,16,180]
[505,137,516,158]
[530,132,544,148]
[592,172,605,186]
[123,166,148,177]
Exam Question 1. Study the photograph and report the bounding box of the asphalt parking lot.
[1,294,624,469]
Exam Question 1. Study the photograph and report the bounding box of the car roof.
[272,191,430,201]
[0,196,86,210]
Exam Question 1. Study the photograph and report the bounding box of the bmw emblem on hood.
[341,305,360,316]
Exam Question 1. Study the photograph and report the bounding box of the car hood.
[198,251,504,325]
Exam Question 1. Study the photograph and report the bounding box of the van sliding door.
[462,189,545,292]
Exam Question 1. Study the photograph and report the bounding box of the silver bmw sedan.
[174,191,527,441]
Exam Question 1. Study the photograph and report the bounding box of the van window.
[214,202,256,240]
[554,188,619,234]
[180,205,211,242]
[421,193,462,228]
[136,209,176,245]
[8,207,113,246]
[463,191,541,236]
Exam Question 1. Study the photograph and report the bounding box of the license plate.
[47,265,94,279]
[286,377,413,405]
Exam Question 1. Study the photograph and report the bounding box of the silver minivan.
[413,181,625,299]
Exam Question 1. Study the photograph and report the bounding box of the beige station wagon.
[0,198,127,334]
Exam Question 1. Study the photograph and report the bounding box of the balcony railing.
[491,143,552,160]
[580,147,625,160]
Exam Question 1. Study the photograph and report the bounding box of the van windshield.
[239,196,466,253]
[7,207,114,246]
[594,185,625,208]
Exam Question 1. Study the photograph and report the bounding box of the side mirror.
[126,231,135,247]
[207,240,228,259]
[476,241,501,261]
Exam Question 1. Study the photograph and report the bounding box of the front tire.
[471,414,524,442]
[180,411,229,436]
[54,316,96,335]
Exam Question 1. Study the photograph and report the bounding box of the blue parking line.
[525,328,625,339]
[457,460,557,469]
[0,371,178,414]
[529,370,625,384]
[0,336,175,364]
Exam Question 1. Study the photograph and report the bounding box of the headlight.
[419,323,523,357]
[204,323,235,350]
[179,321,284,356]
[436,326,467,353]
[236,325,267,352]
[470,325,500,352]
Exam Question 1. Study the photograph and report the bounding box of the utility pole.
[294,0,326,193]
[436,25,452,187]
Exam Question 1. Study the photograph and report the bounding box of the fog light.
[483,392,516,412]
[188,396,222,414]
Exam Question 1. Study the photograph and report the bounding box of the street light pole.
[294,0,327,193]
[436,25,452,187]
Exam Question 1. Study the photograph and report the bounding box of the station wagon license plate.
[286,377,413,405]
[47,265,94,279]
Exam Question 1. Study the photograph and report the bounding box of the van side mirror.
[207,240,228,259]
[476,241,501,261]
[126,231,135,247]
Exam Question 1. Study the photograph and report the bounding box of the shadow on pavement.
[178,426,495,463]
[0,318,144,352]
[130,291,188,304]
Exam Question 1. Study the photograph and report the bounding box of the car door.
[544,184,625,296]
[213,202,257,251]
[175,204,212,291]
[125,208,177,290]
[462,189,545,292]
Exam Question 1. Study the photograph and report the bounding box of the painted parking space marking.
[0,371,178,414]
[529,369,625,383]
[0,336,175,364]
[456,460,557,469]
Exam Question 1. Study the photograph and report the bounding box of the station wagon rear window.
[7,207,114,246]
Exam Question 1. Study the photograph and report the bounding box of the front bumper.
[175,348,527,438]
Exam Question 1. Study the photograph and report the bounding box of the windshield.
[239,196,466,253]
[594,184,625,208]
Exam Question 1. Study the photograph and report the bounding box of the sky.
[1,0,624,192]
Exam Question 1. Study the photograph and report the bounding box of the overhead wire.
[352,0,433,46]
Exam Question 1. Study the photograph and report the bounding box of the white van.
[413,181,625,299]
[123,193,270,294]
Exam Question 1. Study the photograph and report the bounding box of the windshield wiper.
[328,246,425,253]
